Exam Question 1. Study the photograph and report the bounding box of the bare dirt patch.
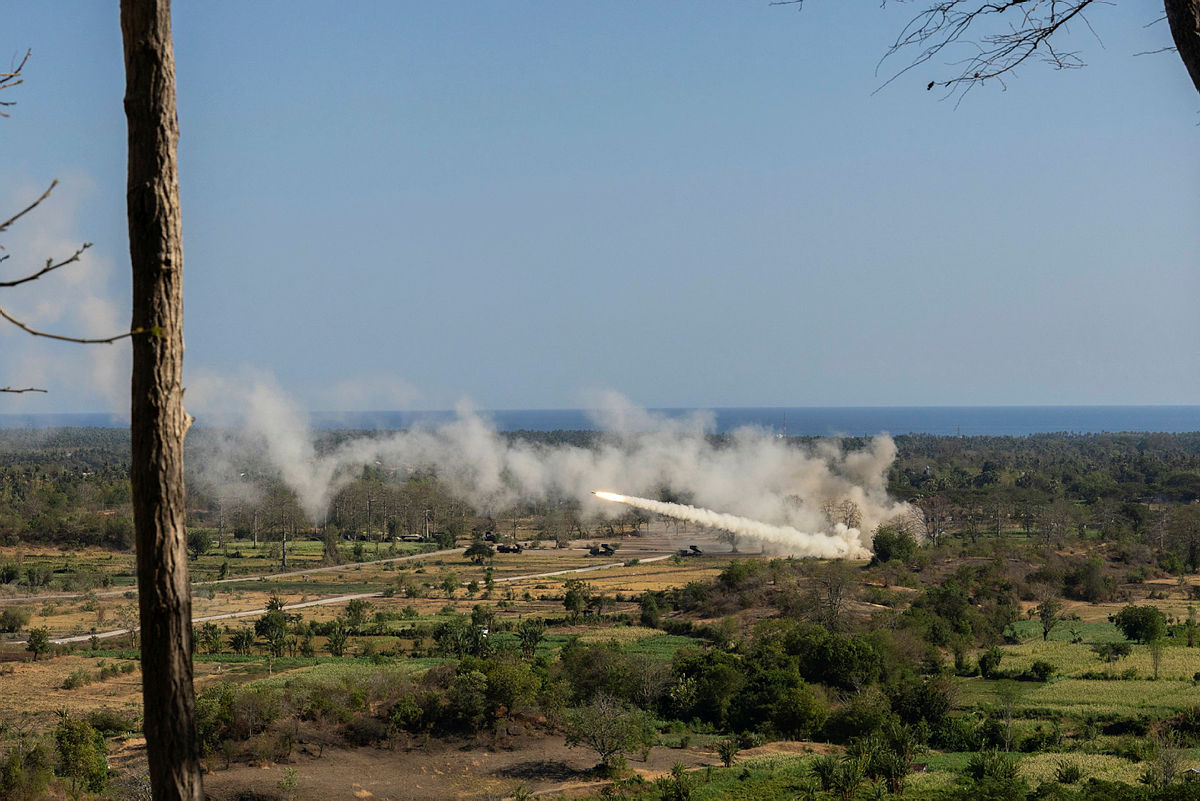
[200,735,718,801]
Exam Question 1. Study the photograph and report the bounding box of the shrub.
[933,714,984,752]
[0,606,31,633]
[344,714,388,746]
[716,738,740,768]
[871,525,917,565]
[1091,642,1133,662]
[889,678,954,728]
[87,707,139,736]
[1054,759,1084,784]
[964,750,1018,782]
[823,690,894,744]
[1019,722,1061,752]
[62,668,94,689]
[1028,660,1054,682]
[978,647,1003,679]
[0,741,53,801]
[54,716,108,794]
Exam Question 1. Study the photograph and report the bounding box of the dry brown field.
[0,525,772,798]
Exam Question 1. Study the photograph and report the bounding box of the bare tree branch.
[1134,45,1179,57]
[0,49,147,399]
[0,241,93,288]
[774,0,1112,99]
[0,49,31,117]
[883,0,1104,96]
[0,179,58,236]
[0,304,142,345]
[0,178,136,385]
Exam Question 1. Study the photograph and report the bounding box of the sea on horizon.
[1,406,1199,437]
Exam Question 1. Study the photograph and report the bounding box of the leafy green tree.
[517,617,546,659]
[0,739,53,800]
[463,536,495,566]
[870,525,917,565]
[478,658,540,719]
[434,614,489,658]
[889,678,953,729]
[25,626,50,661]
[1113,605,1167,644]
[54,716,108,795]
[0,606,31,633]
[1064,558,1115,603]
[638,593,661,628]
[345,599,372,629]
[978,647,1003,679]
[228,628,255,655]
[1091,641,1132,663]
[1037,597,1063,641]
[255,609,289,657]
[563,578,591,624]
[470,604,495,632]
[564,694,655,776]
[447,668,489,732]
[1150,636,1166,680]
[671,649,746,728]
[101,515,134,549]
[326,619,349,657]
[196,622,223,654]
[186,529,212,560]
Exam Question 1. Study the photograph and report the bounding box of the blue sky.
[1,1,1197,413]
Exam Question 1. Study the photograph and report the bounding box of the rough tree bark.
[121,2,203,800]
[1165,0,1200,95]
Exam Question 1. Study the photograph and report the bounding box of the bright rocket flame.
[590,489,869,559]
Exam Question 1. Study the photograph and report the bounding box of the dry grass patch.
[1002,638,1200,681]
[1021,679,1200,717]
[0,653,141,730]
[548,625,664,646]
[1019,753,1153,785]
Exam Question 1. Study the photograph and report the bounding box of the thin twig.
[1134,46,1177,57]
[0,180,57,235]
[881,0,1103,98]
[0,50,31,117]
[0,304,142,344]
[0,242,92,288]
[0,386,47,394]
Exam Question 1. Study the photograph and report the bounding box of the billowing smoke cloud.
[187,374,915,557]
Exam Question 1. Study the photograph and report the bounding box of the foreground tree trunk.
[121,2,202,800]
[1165,0,1200,95]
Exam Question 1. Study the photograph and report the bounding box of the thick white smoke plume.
[594,492,869,558]
[187,375,913,557]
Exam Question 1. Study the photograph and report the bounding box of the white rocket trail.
[593,491,869,559]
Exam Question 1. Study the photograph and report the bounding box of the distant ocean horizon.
[2,406,1199,437]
